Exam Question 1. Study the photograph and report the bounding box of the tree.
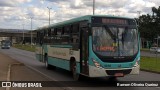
[138,6,160,42]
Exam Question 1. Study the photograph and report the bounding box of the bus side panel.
[35,45,43,62]
[47,45,81,73]
[48,56,80,72]
[48,57,70,70]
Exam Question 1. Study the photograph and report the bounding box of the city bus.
[1,40,11,49]
[35,15,140,80]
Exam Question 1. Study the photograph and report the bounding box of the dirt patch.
[0,53,19,81]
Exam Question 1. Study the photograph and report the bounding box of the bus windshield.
[92,25,138,57]
[1,40,10,45]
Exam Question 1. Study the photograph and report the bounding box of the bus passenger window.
[72,24,79,33]
[61,27,64,35]
[70,24,79,44]
[64,26,70,35]
[36,32,40,44]
[51,28,54,36]
[57,28,62,35]
[43,30,45,36]
[48,29,51,36]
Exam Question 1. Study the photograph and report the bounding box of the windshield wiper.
[103,25,117,41]
[104,25,120,56]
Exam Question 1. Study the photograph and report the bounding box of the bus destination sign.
[102,18,128,25]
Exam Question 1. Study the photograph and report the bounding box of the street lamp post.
[137,11,141,17]
[157,36,160,50]
[30,17,33,45]
[22,24,24,43]
[155,35,160,69]
[47,7,52,25]
[93,0,95,15]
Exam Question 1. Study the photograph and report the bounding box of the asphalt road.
[141,51,160,57]
[0,47,160,90]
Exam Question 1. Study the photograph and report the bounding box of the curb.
[140,69,160,74]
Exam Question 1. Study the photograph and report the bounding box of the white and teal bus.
[35,15,140,80]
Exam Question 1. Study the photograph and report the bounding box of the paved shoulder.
[0,52,64,90]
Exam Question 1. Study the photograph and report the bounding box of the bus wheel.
[44,55,52,70]
[71,61,80,81]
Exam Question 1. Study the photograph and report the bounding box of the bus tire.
[71,60,80,81]
[44,54,55,70]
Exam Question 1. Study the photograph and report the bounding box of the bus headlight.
[92,59,102,68]
[134,57,140,67]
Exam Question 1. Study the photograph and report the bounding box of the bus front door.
[80,27,89,75]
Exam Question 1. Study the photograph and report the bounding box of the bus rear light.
[92,59,102,68]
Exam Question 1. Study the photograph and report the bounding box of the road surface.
[141,51,160,57]
[0,47,160,90]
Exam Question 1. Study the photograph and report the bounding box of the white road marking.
[26,65,75,90]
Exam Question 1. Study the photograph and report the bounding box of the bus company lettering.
[96,46,115,51]
[52,51,66,56]
[12,82,42,87]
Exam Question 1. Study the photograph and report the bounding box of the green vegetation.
[138,6,160,41]
[141,56,160,73]
[13,44,36,52]
[140,48,150,51]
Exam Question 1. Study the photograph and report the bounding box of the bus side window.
[57,28,62,35]
[51,28,54,44]
[46,28,51,44]
[54,28,57,35]
[56,28,62,44]
[37,32,39,37]
[36,32,40,44]
[72,24,79,34]
[51,28,54,36]
[48,28,51,37]
[70,25,73,43]
[40,31,44,45]
[61,26,70,44]
[70,23,79,50]
[72,24,79,43]
[43,30,46,36]
[64,26,70,35]
[61,27,64,35]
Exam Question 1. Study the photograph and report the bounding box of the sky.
[0,0,159,30]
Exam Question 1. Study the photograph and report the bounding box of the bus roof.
[38,15,134,30]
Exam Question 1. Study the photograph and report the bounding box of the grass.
[13,44,36,52]
[140,48,150,51]
[140,56,160,73]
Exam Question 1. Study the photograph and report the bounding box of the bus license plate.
[114,73,124,77]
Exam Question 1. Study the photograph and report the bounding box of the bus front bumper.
[88,65,140,77]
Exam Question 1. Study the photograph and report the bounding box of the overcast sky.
[0,0,159,30]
